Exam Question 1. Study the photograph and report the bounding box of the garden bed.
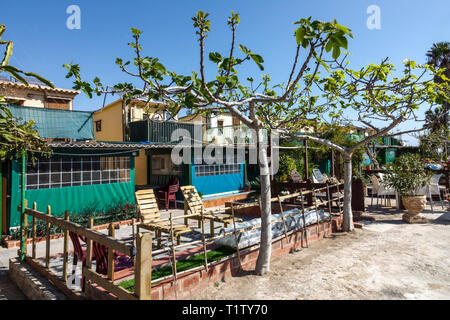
[117,246,236,292]
[224,199,298,218]
[85,215,342,300]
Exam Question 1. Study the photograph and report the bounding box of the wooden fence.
[18,201,152,300]
[17,182,344,300]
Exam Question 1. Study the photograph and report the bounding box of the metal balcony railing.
[205,125,267,145]
[128,119,203,144]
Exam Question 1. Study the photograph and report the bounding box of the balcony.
[205,125,267,146]
[128,119,202,144]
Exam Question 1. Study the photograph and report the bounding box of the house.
[93,98,175,185]
[0,75,78,110]
[178,111,250,145]
[95,102,248,200]
[0,104,145,236]
[0,87,147,236]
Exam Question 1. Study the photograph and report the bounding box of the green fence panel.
[5,105,94,140]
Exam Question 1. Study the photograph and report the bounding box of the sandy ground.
[191,202,450,300]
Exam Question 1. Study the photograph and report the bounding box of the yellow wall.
[93,100,124,141]
[94,99,179,186]
[135,150,148,185]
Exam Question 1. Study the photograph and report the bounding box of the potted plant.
[244,181,252,192]
[385,154,432,223]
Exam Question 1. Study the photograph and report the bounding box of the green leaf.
[295,27,306,45]
[239,44,249,55]
[209,52,223,63]
[325,39,334,53]
[332,46,341,60]
[23,72,54,88]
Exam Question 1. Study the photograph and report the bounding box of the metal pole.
[0,160,2,238]
[19,150,26,261]
[304,140,309,180]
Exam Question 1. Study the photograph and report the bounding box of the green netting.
[6,105,94,140]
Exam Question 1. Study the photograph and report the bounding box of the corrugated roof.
[47,141,177,150]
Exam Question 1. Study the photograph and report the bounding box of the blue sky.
[1,0,449,145]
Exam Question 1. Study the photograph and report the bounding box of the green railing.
[206,125,267,145]
[129,119,202,144]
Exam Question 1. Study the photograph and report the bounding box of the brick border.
[85,215,343,300]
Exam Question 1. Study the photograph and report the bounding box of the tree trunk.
[342,153,354,232]
[255,128,272,275]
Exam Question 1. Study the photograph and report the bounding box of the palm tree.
[425,42,450,160]
[426,42,450,82]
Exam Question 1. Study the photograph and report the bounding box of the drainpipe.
[19,150,26,261]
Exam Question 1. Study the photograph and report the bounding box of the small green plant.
[276,154,297,182]
[384,153,433,197]
[214,281,220,287]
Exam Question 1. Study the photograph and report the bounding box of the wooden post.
[131,218,136,247]
[169,212,178,300]
[45,205,51,269]
[63,211,69,283]
[107,223,115,281]
[200,208,208,272]
[230,204,241,269]
[312,189,320,238]
[184,199,188,226]
[135,232,152,300]
[299,190,308,248]
[326,184,332,236]
[331,149,335,177]
[336,183,343,214]
[23,199,28,256]
[84,217,94,292]
[277,196,289,244]
[32,202,37,259]
[86,217,94,268]
[304,140,309,180]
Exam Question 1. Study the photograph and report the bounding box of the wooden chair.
[135,189,192,249]
[180,185,243,236]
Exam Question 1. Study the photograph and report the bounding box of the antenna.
[102,86,110,108]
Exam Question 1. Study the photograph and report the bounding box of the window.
[95,120,102,132]
[46,97,70,110]
[25,156,130,190]
[194,164,241,177]
[217,120,224,135]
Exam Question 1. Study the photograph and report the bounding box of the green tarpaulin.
[6,105,94,140]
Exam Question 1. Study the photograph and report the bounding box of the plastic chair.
[417,174,445,212]
[92,242,134,276]
[369,175,395,207]
[158,178,179,210]
[69,232,96,290]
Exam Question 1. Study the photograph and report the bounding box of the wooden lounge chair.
[180,185,243,236]
[135,189,192,249]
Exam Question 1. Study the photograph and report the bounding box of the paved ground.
[191,199,450,300]
[2,198,449,300]
[0,206,231,298]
